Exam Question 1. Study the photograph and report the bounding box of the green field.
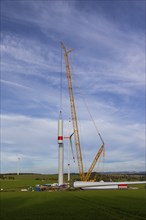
[0,175,146,220]
[1,189,146,220]
[0,175,54,191]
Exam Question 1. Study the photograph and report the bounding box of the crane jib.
[61,42,105,181]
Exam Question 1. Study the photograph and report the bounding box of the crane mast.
[61,42,84,180]
[61,42,104,181]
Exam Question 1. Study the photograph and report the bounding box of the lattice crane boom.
[61,42,105,181]
[84,143,104,181]
[61,42,84,180]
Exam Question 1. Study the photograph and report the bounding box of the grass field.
[1,189,146,220]
[1,175,146,220]
[0,174,77,190]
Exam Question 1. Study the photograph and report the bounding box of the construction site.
[58,42,105,184]
[1,42,145,219]
[1,1,146,220]
[56,42,146,190]
[1,42,145,192]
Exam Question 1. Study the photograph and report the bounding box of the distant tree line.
[0,174,15,180]
[94,173,146,182]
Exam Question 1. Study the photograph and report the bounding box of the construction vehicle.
[61,42,104,181]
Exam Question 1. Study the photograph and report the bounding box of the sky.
[1,0,145,174]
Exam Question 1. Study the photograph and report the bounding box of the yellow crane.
[61,42,104,181]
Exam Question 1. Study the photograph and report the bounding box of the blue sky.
[1,0,145,174]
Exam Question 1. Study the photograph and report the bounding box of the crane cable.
[60,46,63,116]
[69,56,104,145]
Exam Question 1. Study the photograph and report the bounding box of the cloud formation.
[1,0,145,174]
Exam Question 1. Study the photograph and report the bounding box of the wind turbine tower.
[58,112,64,186]
[17,157,20,175]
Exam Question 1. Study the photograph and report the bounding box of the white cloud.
[1,113,145,173]
[1,79,32,90]
[1,33,60,73]
[1,1,145,174]
[1,2,145,97]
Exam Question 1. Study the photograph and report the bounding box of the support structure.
[61,42,104,181]
[61,42,84,180]
[17,157,20,175]
[58,113,64,186]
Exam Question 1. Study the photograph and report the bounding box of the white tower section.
[17,157,20,175]
[58,117,64,186]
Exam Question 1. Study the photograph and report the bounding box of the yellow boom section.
[61,42,105,181]
[84,144,104,181]
[61,42,84,180]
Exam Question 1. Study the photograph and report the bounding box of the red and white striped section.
[58,119,63,144]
